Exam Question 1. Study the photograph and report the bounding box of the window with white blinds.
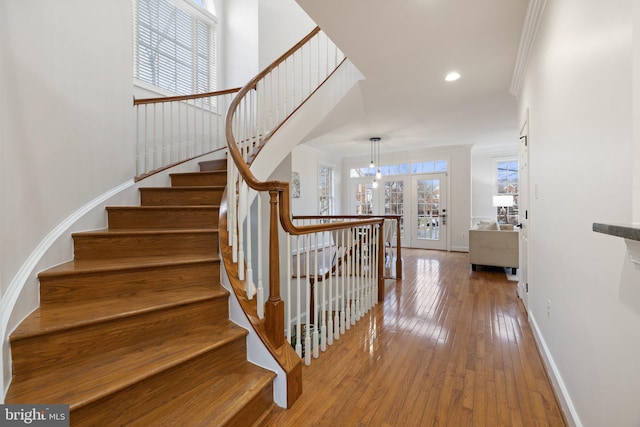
[133,0,217,95]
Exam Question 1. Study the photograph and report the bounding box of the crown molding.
[509,0,547,97]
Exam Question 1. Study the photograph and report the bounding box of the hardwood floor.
[264,248,567,426]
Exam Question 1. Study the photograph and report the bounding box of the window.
[318,166,334,216]
[350,163,410,178]
[496,160,519,224]
[411,160,447,174]
[133,0,217,95]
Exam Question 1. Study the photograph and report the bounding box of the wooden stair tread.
[134,363,275,426]
[6,322,247,408]
[106,205,220,211]
[13,286,228,339]
[39,254,220,277]
[73,228,218,237]
[140,186,226,191]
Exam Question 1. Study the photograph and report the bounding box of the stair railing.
[294,215,404,280]
[223,27,385,406]
[133,88,240,179]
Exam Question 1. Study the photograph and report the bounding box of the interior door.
[517,116,530,310]
[411,174,447,250]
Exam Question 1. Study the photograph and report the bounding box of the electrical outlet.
[546,299,551,319]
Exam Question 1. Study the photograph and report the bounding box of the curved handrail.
[222,26,384,407]
[225,26,382,232]
[133,87,242,105]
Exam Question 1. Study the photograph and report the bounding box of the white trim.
[219,258,286,407]
[1,179,135,401]
[510,0,547,97]
[529,313,583,427]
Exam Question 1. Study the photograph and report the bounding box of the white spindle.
[245,186,255,299]
[285,233,291,341]
[312,231,319,359]
[237,179,246,282]
[257,192,264,319]
[322,230,329,350]
[304,235,311,366]
[340,228,346,335]
[295,234,302,358]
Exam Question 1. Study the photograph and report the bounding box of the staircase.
[5,159,276,426]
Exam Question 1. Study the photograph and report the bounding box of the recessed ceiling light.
[445,71,461,82]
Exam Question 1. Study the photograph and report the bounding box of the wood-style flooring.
[264,248,567,426]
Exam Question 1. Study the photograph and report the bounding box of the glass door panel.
[383,179,406,246]
[411,174,447,250]
[354,182,373,215]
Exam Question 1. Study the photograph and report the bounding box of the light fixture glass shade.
[445,71,461,81]
[492,195,514,207]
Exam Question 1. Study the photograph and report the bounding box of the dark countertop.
[593,223,640,241]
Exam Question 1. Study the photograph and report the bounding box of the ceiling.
[295,0,528,158]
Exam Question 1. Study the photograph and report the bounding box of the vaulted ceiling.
[295,0,528,157]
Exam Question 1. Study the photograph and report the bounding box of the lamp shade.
[492,195,514,207]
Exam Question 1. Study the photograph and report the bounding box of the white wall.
[0,0,134,399]
[219,0,259,88]
[518,0,640,425]
[291,145,343,216]
[258,0,315,69]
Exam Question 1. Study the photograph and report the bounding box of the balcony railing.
[133,88,240,179]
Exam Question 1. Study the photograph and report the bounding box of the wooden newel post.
[265,190,285,347]
[395,217,403,280]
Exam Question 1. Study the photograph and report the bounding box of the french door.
[381,179,407,246]
[351,174,448,250]
[411,174,447,250]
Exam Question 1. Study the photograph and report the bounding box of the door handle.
[515,223,523,229]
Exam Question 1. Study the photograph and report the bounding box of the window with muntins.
[318,166,334,216]
[133,0,217,95]
[496,160,519,224]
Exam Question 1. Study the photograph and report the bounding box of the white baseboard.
[529,313,583,427]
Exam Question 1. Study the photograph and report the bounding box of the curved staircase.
[5,159,276,426]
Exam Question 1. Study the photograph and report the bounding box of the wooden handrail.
[294,215,403,279]
[133,87,242,105]
[225,29,321,194]
[224,26,384,406]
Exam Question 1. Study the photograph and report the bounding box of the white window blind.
[133,0,217,95]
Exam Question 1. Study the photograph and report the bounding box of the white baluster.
[237,179,245,282]
[305,235,311,366]
[340,228,346,335]
[244,185,255,299]
[285,233,291,343]
[327,229,333,347]
[257,192,264,319]
[321,230,327,352]
[295,234,302,358]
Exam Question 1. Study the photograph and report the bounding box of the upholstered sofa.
[469,222,519,274]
